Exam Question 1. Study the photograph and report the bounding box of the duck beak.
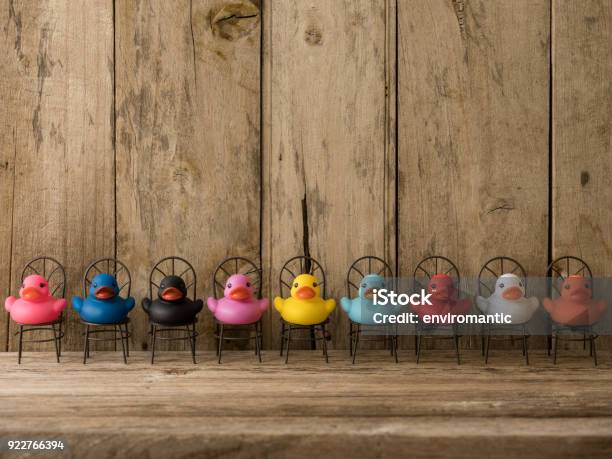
[502,287,523,300]
[21,287,41,301]
[95,286,115,300]
[296,286,315,300]
[161,287,184,301]
[229,286,250,301]
[364,288,374,299]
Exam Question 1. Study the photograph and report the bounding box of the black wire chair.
[477,256,530,364]
[413,256,462,364]
[13,257,66,364]
[278,255,330,363]
[212,256,263,364]
[147,256,199,364]
[346,256,396,364]
[81,258,132,364]
[546,256,598,365]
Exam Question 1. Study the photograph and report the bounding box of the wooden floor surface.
[1,350,612,458]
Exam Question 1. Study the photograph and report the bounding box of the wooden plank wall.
[1,0,610,351]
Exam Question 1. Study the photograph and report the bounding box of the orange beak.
[296,286,315,300]
[502,286,523,300]
[161,287,184,301]
[229,286,250,301]
[21,287,41,301]
[95,286,115,300]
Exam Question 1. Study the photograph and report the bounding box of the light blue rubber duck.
[341,274,387,324]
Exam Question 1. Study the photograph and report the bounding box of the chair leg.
[481,335,485,357]
[485,333,490,365]
[255,323,262,363]
[18,325,24,364]
[415,334,418,355]
[310,326,316,350]
[150,324,157,365]
[553,332,559,364]
[393,335,399,363]
[321,324,329,363]
[215,322,220,356]
[218,324,224,364]
[83,325,90,364]
[186,324,196,364]
[454,333,461,365]
[52,323,60,363]
[416,334,422,364]
[523,326,529,365]
[591,334,598,366]
[547,335,552,356]
[117,325,127,364]
[192,322,197,364]
[584,332,587,350]
[349,322,353,356]
[124,323,130,357]
[352,325,360,365]
[58,318,63,356]
[280,321,285,356]
[284,324,292,364]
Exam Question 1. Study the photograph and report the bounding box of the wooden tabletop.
[1,350,611,458]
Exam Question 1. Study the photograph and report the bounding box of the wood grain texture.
[0,0,115,351]
[552,0,612,275]
[1,351,612,457]
[115,0,261,351]
[262,0,395,351]
[398,0,549,276]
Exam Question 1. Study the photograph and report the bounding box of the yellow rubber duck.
[274,274,336,325]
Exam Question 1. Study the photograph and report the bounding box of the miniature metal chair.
[413,256,462,364]
[81,258,132,364]
[147,257,199,364]
[278,255,330,363]
[212,256,264,364]
[478,256,530,364]
[14,257,66,364]
[346,256,397,364]
[546,256,598,365]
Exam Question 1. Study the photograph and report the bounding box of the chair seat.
[81,318,130,326]
[150,318,198,328]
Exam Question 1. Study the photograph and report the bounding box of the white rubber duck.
[476,273,539,324]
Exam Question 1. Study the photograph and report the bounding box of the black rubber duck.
[142,276,203,325]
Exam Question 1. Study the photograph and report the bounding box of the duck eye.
[499,283,504,288]
[313,282,318,287]
[93,283,98,288]
[293,283,298,288]
[564,284,571,289]
[246,282,251,287]
[227,283,232,289]
[431,283,437,289]
[40,283,45,288]
[361,284,366,288]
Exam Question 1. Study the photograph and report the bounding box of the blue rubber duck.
[73,273,135,324]
[341,274,388,324]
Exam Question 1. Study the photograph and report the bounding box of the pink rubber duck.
[207,274,269,324]
[5,274,67,324]
[543,275,607,326]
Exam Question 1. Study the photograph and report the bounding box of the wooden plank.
[1,351,611,457]
[0,1,115,351]
[115,0,261,351]
[397,1,550,348]
[552,0,612,274]
[262,0,395,351]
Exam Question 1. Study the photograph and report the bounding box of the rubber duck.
[73,273,135,324]
[340,274,387,324]
[476,273,539,324]
[207,274,269,324]
[411,273,471,319]
[5,274,67,324]
[142,275,203,325]
[543,275,607,326]
[274,273,336,325]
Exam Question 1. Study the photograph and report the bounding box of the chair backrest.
[477,256,527,297]
[83,258,131,298]
[279,256,326,298]
[212,257,262,299]
[149,256,197,300]
[412,255,460,291]
[346,256,393,298]
[21,257,66,298]
[546,256,593,296]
